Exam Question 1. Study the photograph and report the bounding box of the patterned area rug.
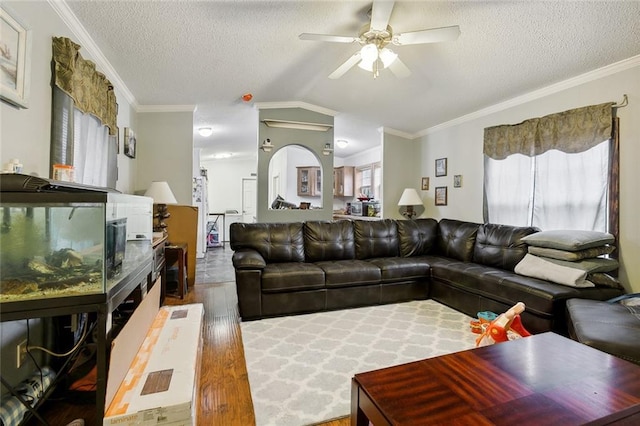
[240,300,477,426]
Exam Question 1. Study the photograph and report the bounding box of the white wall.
[417,62,640,292]
[382,133,420,219]
[0,1,137,191]
[136,111,194,204]
[201,157,256,213]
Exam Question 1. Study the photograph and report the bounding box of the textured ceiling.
[65,1,640,159]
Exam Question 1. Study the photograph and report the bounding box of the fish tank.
[0,174,153,305]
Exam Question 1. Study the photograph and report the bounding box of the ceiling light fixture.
[357,46,397,77]
[336,139,348,149]
[198,127,213,137]
[213,153,233,159]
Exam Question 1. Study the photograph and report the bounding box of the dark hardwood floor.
[165,246,349,425]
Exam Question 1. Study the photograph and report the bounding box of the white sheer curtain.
[73,109,110,187]
[533,141,609,231]
[484,154,534,226]
[484,141,610,231]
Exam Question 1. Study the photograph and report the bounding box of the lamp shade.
[397,188,423,206]
[145,181,177,204]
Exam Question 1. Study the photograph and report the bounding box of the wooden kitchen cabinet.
[333,166,354,197]
[297,166,321,197]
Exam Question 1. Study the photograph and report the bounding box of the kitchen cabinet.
[297,166,321,197]
[333,166,354,197]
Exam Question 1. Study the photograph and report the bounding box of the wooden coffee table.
[351,332,640,425]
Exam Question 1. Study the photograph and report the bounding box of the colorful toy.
[469,311,497,334]
[475,302,531,346]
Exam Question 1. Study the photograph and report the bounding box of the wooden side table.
[165,243,188,299]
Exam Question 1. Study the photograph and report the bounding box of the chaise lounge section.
[230,218,623,334]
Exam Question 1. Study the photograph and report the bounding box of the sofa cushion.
[367,257,430,283]
[514,254,592,287]
[520,229,615,251]
[397,218,438,257]
[542,256,619,273]
[314,260,381,288]
[473,223,539,271]
[354,219,399,259]
[567,298,640,366]
[261,262,325,293]
[230,222,305,263]
[527,244,615,261]
[304,220,355,262]
[436,219,480,262]
[426,255,621,316]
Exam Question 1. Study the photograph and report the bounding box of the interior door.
[242,177,257,223]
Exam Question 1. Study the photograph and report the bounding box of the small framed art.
[435,186,448,206]
[0,6,32,108]
[124,127,136,158]
[435,158,447,177]
[421,177,429,190]
[453,175,462,188]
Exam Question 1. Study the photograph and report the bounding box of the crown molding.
[382,127,414,140]
[418,54,640,137]
[137,105,196,113]
[254,101,338,117]
[49,0,138,108]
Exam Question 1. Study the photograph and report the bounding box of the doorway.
[242,177,257,223]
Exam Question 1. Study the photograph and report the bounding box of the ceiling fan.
[299,1,460,79]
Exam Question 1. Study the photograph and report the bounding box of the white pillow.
[514,254,594,288]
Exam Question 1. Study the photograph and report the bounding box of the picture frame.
[124,127,136,158]
[435,186,448,206]
[0,6,32,108]
[421,177,429,191]
[435,158,447,177]
[453,175,462,188]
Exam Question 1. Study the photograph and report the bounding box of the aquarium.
[0,174,153,304]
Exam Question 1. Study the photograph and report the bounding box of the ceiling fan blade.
[395,25,461,45]
[329,52,362,79]
[299,33,359,43]
[388,57,411,78]
[370,1,395,32]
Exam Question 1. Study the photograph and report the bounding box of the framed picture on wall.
[435,158,447,177]
[421,177,429,190]
[0,6,32,108]
[435,186,448,206]
[124,127,136,158]
[453,175,462,188]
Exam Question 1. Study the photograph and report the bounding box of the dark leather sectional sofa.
[230,218,623,333]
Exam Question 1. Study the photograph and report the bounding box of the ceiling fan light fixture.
[379,48,397,67]
[360,44,379,63]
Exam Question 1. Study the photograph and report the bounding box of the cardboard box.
[104,303,204,426]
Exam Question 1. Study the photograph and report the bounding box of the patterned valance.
[484,102,614,160]
[52,37,117,135]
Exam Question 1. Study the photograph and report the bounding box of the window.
[483,103,617,233]
[356,162,381,199]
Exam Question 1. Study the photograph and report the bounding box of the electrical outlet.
[16,339,28,368]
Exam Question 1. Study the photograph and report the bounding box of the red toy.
[475,302,531,346]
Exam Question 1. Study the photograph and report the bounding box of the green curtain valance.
[52,37,117,136]
[484,102,614,160]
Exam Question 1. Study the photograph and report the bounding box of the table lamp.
[398,188,423,219]
[145,181,177,233]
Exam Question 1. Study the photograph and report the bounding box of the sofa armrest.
[232,248,267,270]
